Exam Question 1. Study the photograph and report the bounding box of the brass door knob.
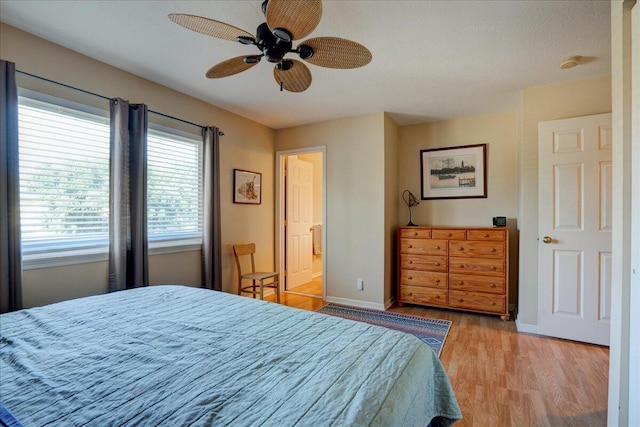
[542,236,553,244]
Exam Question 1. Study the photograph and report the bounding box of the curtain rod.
[16,69,224,136]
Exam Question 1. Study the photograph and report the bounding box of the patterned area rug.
[317,303,452,357]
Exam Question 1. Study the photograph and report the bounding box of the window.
[18,92,204,267]
[147,127,203,246]
[18,95,110,262]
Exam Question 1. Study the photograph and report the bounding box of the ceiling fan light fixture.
[277,60,294,71]
[298,44,314,60]
[244,56,262,64]
[237,36,255,45]
[272,27,292,43]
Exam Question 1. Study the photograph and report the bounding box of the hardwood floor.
[286,275,323,297]
[265,293,609,427]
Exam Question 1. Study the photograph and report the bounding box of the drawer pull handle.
[408,244,413,249]
[408,276,413,280]
[408,292,413,296]
[435,295,440,299]
[490,266,497,270]
[435,246,441,250]
[491,248,497,252]
[458,264,464,268]
[458,298,464,302]
[483,233,490,238]
[490,283,496,288]
[459,247,464,251]
[490,301,496,306]
[435,262,440,266]
[458,281,464,285]
[413,232,418,236]
[408,260,413,264]
[446,233,452,237]
[435,279,440,283]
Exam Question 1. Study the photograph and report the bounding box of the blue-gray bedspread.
[0,285,461,426]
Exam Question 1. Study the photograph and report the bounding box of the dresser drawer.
[431,229,467,240]
[449,240,505,258]
[449,257,504,276]
[400,270,447,288]
[400,228,431,239]
[400,286,448,306]
[449,290,506,313]
[467,229,506,241]
[449,274,505,294]
[400,255,447,272]
[401,239,448,256]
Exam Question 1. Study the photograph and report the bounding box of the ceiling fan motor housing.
[256,22,292,63]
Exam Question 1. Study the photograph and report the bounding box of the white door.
[286,157,313,288]
[538,113,612,346]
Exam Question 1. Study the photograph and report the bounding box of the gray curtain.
[202,126,222,291]
[0,60,22,313]
[109,98,148,292]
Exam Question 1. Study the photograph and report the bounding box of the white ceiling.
[0,0,611,130]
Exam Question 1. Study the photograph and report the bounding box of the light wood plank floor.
[265,293,609,427]
[286,275,323,297]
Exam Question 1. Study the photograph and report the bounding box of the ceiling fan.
[169,0,372,92]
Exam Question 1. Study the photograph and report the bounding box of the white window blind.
[147,128,203,243]
[18,92,203,266]
[18,96,110,255]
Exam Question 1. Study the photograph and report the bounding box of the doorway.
[275,147,326,300]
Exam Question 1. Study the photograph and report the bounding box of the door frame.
[275,146,326,300]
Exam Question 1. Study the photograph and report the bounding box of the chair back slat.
[233,244,256,275]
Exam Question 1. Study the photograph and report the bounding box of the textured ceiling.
[0,0,611,129]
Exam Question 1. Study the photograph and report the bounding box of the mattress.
[0,285,461,426]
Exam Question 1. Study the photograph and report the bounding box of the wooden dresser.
[398,226,510,320]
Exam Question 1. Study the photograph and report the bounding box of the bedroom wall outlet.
[357,279,364,290]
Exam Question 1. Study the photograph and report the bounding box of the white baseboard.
[515,315,539,334]
[312,272,322,279]
[325,296,385,311]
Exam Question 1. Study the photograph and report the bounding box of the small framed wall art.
[233,169,262,204]
[420,144,487,200]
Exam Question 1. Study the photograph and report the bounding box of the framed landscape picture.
[233,169,262,204]
[420,144,487,200]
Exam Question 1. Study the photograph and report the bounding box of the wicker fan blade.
[265,0,322,41]
[206,56,258,79]
[169,14,253,42]
[273,60,312,92]
[302,37,372,69]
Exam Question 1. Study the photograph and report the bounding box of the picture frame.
[233,169,262,204]
[420,144,487,200]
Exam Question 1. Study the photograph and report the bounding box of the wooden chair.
[233,243,280,303]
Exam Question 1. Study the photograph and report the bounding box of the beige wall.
[518,75,612,325]
[2,23,615,321]
[398,111,519,226]
[398,110,520,307]
[1,23,275,306]
[275,113,387,307]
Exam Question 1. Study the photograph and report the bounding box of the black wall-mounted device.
[493,216,507,227]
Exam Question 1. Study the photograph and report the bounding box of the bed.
[0,285,461,426]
